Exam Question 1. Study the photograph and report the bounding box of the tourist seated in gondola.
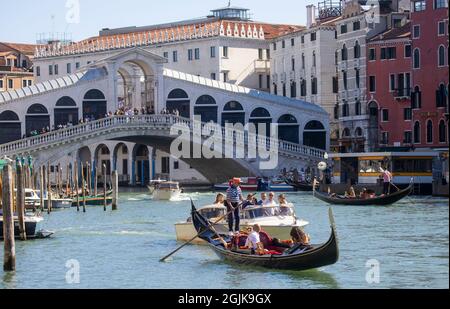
[244,225,262,255]
[287,227,312,253]
[359,188,369,199]
[344,186,357,199]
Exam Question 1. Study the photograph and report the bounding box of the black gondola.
[191,203,339,271]
[284,178,313,191]
[313,182,413,206]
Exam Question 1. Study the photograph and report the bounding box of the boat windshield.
[241,204,295,219]
[158,183,179,190]
[199,207,227,219]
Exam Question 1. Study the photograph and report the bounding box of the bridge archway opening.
[194,95,217,122]
[0,110,21,144]
[83,89,107,121]
[117,60,156,113]
[133,144,150,186]
[278,114,299,144]
[166,89,190,118]
[303,120,326,150]
[55,96,79,127]
[77,146,92,181]
[113,143,129,184]
[249,107,272,138]
[222,101,245,127]
[26,104,50,137]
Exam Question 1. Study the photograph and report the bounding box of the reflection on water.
[0,191,448,289]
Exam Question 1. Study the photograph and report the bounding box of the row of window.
[382,119,448,145]
[162,46,269,63]
[413,21,447,39]
[412,45,447,69]
[273,78,319,97]
[369,45,411,61]
[340,20,361,35]
[413,0,448,12]
[341,41,361,61]
[341,69,361,90]
[36,62,83,77]
[0,79,32,89]
[273,32,318,51]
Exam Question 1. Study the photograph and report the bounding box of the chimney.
[306,4,316,29]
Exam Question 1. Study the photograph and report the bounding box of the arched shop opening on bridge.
[55,96,79,127]
[0,111,21,144]
[166,88,190,118]
[26,104,50,136]
[249,107,272,138]
[77,146,92,179]
[94,144,111,184]
[132,144,151,186]
[83,89,107,121]
[278,114,299,144]
[222,101,245,127]
[303,120,326,150]
[194,95,217,122]
[113,143,130,185]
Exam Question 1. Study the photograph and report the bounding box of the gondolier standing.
[381,168,393,195]
[225,178,244,235]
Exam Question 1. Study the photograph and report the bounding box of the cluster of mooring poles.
[1,159,119,272]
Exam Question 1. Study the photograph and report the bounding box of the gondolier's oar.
[159,200,238,263]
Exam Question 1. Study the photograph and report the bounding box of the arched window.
[436,83,447,107]
[342,128,351,137]
[414,121,421,143]
[342,44,348,61]
[0,111,21,144]
[194,95,217,122]
[301,53,305,69]
[166,88,190,118]
[413,48,420,69]
[412,86,422,109]
[312,51,316,67]
[304,120,326,150]
[355,127,363,137]
[438,45,446,66]
[300,79,307,96]
[56,96,77,107]
[222,101,245,127]
[27,104,48,114]
[311,77,318,95]
[83,89,107,120]
[439,120,446,143]
[354,41,361,58]
[342,101,350,117]
[278,114,299,143]
[168,89,188,99]
[426,120,433,143]
[290,81,297,98]
[249,108,272,137]
[355,100,361,115]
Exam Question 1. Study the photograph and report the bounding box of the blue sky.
[0,0,316,43]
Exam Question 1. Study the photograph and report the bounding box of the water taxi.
[175,203,309,244]
[148,180,182,201]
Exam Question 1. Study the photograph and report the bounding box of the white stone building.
[270,3,342,150]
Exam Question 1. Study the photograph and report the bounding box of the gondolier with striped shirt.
[225,178,244,235]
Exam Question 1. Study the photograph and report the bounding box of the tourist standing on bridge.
[225,178,244,235]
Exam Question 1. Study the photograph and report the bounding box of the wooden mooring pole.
[39,166,44,212]
[112,170,118,211]
[2,164,16,271]
[94,164,98,197]
[47,163,52,214]
[102,164,107,211]
[16,162,27,241]
[81,163,86,213]
[74,161,80,212]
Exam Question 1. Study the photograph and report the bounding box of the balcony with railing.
[393,88,412,100]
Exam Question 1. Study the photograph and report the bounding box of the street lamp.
[324,152,329,160]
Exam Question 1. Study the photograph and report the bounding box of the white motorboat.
[23,189,72,210]
[175,203,309,244]
[148,180,182,201]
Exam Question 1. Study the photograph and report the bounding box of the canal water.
[0,191,448,289]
